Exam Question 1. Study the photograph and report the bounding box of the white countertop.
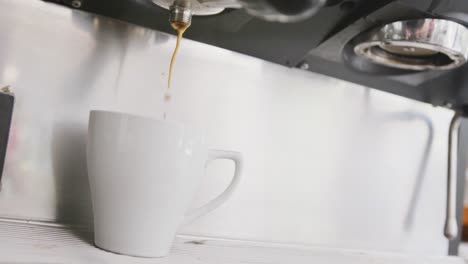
[0,219,464,264]
[458,243,468,262]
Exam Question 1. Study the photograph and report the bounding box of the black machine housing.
[42,0,468,112]
[0,90,14,182]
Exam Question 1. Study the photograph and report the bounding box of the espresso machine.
[32,0,468,242]
[44,0,468,106]
[1,0,468,262]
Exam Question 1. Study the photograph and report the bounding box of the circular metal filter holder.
[152,0,228,15]
[354,19,468,71]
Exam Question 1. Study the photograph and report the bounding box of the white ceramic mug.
[87,110,243,257]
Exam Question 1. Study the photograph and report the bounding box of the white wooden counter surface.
[0,219,463,264]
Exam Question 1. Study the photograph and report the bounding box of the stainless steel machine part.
[237,0,326,22]
[445,113,463,240]
[354,19,468,71]
[154,0,233,16]
[169,2,193,26]
[155,0,325,22]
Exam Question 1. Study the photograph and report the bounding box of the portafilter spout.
[169,0,193,29]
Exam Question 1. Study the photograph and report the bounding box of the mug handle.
[183,149,243,224]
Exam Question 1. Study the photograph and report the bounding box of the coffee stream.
[164,21,190,120]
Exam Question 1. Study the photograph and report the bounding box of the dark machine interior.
[42,0,468,112]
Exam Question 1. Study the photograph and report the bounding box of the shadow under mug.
[87,110,243,257]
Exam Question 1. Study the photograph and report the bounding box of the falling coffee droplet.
[164,92,172,102]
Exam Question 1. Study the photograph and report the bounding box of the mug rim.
[89,110,184,129]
